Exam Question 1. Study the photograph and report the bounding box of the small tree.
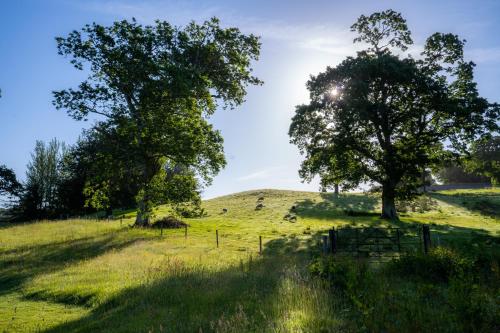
[19,139,66,218]
[53,18,262,226]
[289,10,499,219]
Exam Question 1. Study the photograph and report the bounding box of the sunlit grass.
[0,188,498,332]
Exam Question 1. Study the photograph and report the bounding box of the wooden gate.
[323,226,430,261]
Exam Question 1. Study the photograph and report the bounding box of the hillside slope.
[0,188,498,332]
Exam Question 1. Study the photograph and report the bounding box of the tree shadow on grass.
[429,192,500,218]
[294,193,379,220]
[43,235,332,333]
[0,229,148,297]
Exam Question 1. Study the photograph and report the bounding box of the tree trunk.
[381,184,398,220]
[134,199,150,227]
[334,183,339,196]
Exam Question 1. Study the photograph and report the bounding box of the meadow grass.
[0,188,498,332]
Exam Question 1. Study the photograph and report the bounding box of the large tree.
[53,18,262,226]
[289,10,499,219]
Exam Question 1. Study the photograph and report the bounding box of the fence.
[55,215,434,260]
[321,225,432,261]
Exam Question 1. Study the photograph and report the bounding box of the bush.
[152,216,188,229]
[174,203,206,218]
[448,277,500,332]
[309,256,370,293]
[309,247,500,332]
[388,247,473,283]
[396,195,438,213]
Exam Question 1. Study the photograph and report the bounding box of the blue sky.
[1,0,499,199]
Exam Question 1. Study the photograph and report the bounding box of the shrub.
[309,256,370,293]
[152,216,188,229]
[448,277,500,332]
[396,195,438,213]
[174,203,206,218]
[388,247,473,282]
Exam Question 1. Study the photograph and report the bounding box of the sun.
[328,87,339,98]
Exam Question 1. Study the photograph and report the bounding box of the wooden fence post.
[329,228,337,254]
[355,228,359,257]
[322,235,328,254]
[396,228,401,253]
[422,225,431,254]
[259,235,262,255]
[216,230,219,248]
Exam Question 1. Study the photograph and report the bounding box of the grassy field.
[0,189,498,332]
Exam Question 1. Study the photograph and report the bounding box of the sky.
[1,0,499,199]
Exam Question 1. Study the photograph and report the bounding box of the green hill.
[0,189,498,332]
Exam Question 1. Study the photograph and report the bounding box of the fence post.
[329,228,337,254]
[120,217,122,227]
[355,228,359,257]
[396,228,401,253]
[322,235,328,254]
[422,225,431,254]
[216,230,219,248]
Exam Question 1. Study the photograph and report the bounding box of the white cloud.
[77,0,360,57]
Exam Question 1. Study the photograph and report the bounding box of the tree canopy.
[0,165,22,202]
[289,10,499,219]
[53,18,262,225]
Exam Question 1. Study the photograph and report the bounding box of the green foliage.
[388,247,474,282]
[83,181,111,211]
[466,136,500,185]
[310,248,499,332]
[289,10,499,219]
[351,9,413,53]
[0,164,22,200]
[436,162,490,184]
[16,139,67,219]
[53,18,262,225]
[309,257,370,293]
[396,195,438,213]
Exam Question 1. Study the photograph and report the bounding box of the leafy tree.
[66,125,141,216]
[55,140,93,215]
[20,139,66,218]
[289,10,499,219]
[0,164,22,203]
[466,136,500,185]
[53,18,262,226]
[15,139,66,220]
